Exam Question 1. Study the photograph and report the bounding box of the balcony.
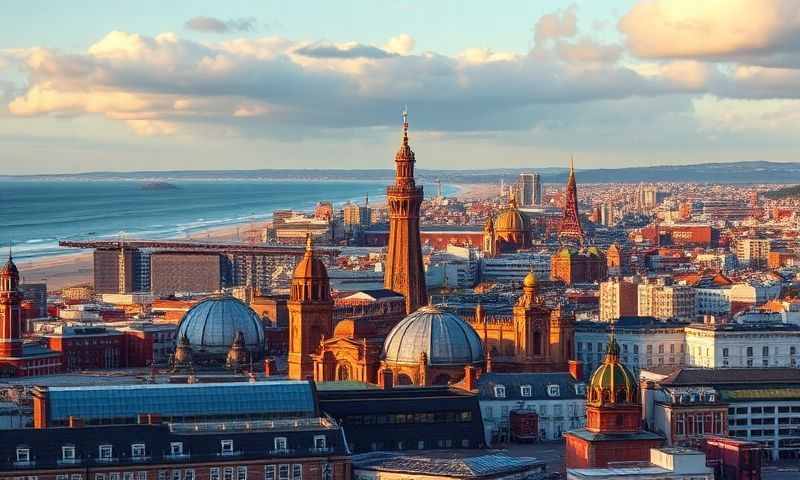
[13,460,36,468]
[164,453,190,462]
[309,447,333,455]
[268,448,295,456]
[57,458,82,466]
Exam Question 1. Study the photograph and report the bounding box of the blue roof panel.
[46,381,315,421]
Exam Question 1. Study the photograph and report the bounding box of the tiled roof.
[660,368,800,387]
[476,372,584,401]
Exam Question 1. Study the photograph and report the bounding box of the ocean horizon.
[0,178,456,261]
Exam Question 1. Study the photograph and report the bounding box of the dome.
[557,246,577,258]
[585,246,604,257]
[0,257,18,277]
[587,336,638,405]
[382,306,484,367]
[293,236,328,280]
[495,207,525,233]
[523,271,538,288]
[176,296,265,359]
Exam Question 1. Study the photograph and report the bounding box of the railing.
[164,453,190,461]
[57,458,82,466]
[267,448,295,456]
[169,417,336,434]
[308,447,333,455]
[95,457,119,463]
[13,460,36,468]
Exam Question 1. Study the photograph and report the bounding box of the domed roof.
[383,306,484,367]
[293,235,328,280]
[523,271,538,288]
[176,296,265,357]
[0,256,18,277]
[588,336,637,405]
[557,246,578,258]
[495,203,525,233]
[585,246,604,257]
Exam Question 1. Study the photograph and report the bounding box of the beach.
[17,183,490,291]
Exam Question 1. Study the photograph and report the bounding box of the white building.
[476,372,585,445]
[480,252,551,283]
[567,448,713,480]
[728,281,782,305]
[694,287,731,316]
[638,280,696,321]
[684,321,800,368]
[575,317,687,380]
[735,238,770,267]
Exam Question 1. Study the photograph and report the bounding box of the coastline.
[19,183,491,291]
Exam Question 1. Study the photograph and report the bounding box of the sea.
[0,178,456,261]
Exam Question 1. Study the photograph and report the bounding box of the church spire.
[558,156,585,245]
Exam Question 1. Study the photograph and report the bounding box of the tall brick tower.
[0,252,22,358]
[558,157,585,245]
[384,110,427,314]
[288,235,333,380]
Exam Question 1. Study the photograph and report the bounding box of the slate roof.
[659,368,800,387]
[352,451,545,478]
[1,421,348,473]
[565,429,663,442]
[476,372,584,401]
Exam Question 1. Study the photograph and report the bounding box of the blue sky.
[1,0,799,174]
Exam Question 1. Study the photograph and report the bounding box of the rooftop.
[352,451,545,478]
[659,367,800,387]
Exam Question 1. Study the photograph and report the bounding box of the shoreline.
[19,183,490,291]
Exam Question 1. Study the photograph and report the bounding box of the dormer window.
[547,385,560,397]
[494,385,506,398]
[98,445,113,460]
[170,442,183,456]
[314,435,327,450]
[16,447,30,463]
[62,446,76,461]
[575,384,586,395]
[520,385,532,397]
[274,437,288,451]
[131,444,146,458]
[707,393,716,402]
[221,440,234,455]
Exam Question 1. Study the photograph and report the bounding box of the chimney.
[263,357,276,377]
[568,360,583,381]
[463,365,478,391]
[381,369,394,390]
[67,416,84,428]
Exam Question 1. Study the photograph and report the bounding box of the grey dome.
[176,296,265,357]
[383,306,484,366]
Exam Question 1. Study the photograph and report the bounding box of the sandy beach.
[18,183,492,292]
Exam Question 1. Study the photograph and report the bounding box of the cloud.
[384,34,415,55]
[534,5,577,45]
[620,0,800,62]
[185,16,257,34]
[293,42,394,59]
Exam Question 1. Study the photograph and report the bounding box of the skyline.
[2,0,800,173]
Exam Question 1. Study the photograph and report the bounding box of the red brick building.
[565,336,663,468]
[46,325,125,370]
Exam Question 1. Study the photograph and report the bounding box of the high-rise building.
[735,238,770,268]
[383,111,427,314]
[149,252,223,296]
[533,173,542,206]
[599,278,639,322]
[343,200,370,232]
[517,173,535,207]
[638,280,696,321]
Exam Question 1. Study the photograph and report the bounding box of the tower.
[559,157,585,245]
[288,235,333,380]
[565,333,663,468]
[384,110,427,314]
[0,252,22,358]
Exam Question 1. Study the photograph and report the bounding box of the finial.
[305,233,313,252]
[7,242,11,262]
[569,155,575,174]
[402,106,409,143]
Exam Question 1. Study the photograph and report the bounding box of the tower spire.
[558,156,585,245]
[402,106,409,144]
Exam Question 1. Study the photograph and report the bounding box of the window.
[184,471,194,480]
[763,346,769,357]
[123,473,134,480]
[647,345,652,354]
[136,473,147,480]
[291,465,301,480]
[313,435,326,450]
[277,465,289,480]
[792,346,797,355]
[723,348,729,358]
[170,443,183,456]
[633,345,639,354]
[16,448,30,463]
[494,385,506,398]
[131,444,146,458]
[237,466,247,480]
[520,385,532,397]
[575,383,586,395]
[274,437,288,451]
[158,472,166,480]
[221,440,234,455]
[322,464,332,480]
[72,475,83,480]
[747,347,753,357]
[111,474,120,480]
[99,445,113,460]
[171,471,180,480]
[670,344,675,353]
[658,344,664,354]
[62,445,77,460]
[223,468,234,480]
[209,468,220,480]
[547,385,560,397]
[264,466,275,480]
[57,476,69,480]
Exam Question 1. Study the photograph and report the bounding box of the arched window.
[397,374,413,386]
[533,331,542,356]
[336,363,351,381]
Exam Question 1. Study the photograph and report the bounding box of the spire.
[305,233,313,253]
[402,106,409,144]
[606,322,620,361]
[558,156,585,245]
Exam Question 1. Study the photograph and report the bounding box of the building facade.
[599,278,638,322]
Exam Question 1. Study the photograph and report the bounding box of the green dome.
[587,337,638,405]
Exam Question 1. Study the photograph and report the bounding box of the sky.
[1,0,800,174]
